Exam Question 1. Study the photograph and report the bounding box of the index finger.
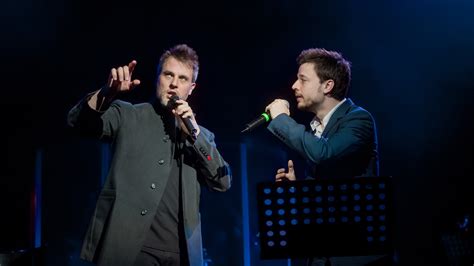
[128,60,137,75]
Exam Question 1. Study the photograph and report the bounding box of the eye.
[162,71,173,78]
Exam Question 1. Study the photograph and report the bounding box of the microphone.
[241,112,271,133]
[169,95,198,140]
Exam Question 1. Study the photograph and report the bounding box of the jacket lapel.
[322,98,354,137]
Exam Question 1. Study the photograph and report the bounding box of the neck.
[313,97,341,122]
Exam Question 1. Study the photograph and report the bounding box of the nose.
[291,80,298,91]
[170,76,178,89]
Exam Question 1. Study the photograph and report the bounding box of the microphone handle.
[241,112,271,133]
[169,95,197,140]
[182,117,197,140]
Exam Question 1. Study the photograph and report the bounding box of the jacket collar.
[322,98,355,137]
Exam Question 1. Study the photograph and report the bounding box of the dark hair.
[157,44,199,82]
[297,48,351,100]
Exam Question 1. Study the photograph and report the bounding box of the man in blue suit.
[265,48,383,265]
[266,48,378,181]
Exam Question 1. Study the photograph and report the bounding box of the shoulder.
[105,101,157,123]
[109,100,153,109]
[133,102,155,113]
[109,99,134,110]
[198,125,215,141]
[345,100,375,121]
[109,100,154,114]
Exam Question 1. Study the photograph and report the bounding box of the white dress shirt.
[309,98,347,137]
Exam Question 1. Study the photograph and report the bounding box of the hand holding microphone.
[241,99,290,133]
[265,99,290,119]
[169,95,199,140]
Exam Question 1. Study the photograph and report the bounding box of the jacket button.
[141,209,148,216]
[158,159,164,165]
[151,183,156,189]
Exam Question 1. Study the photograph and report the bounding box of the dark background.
[1,0,473,265]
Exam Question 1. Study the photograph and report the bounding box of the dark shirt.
[68,97,231,266]
[143,124,186,254]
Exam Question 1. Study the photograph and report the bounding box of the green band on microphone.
[261,113,270,122]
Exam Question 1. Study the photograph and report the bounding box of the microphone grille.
[170,95,180,103]
[167,95,180,109]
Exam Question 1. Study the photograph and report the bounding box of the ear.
[322,79,335,94]
[188,83,197,96]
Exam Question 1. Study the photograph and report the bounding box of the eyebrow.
[178,75,189,81]
[298,73,309,79]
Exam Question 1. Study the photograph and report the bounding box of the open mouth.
[166,91,178,99]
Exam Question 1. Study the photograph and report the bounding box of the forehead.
[298,62,317,77]
[162,57,194,77]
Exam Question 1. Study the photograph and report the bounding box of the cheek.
[180,89,191,100]
[156,83,164,93]
[181,85,193,95]
[300,86,309,98]
[159,76,171,85]
[303,86,317,101]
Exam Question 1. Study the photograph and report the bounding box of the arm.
[88,60,140,111]
[191,129,232,192]
[67,60,140,139]
[172,98,231,191]
[267,111,375,165]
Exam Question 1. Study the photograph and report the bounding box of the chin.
[297,103,306,110]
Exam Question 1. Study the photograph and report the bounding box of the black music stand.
[256,176,394,259]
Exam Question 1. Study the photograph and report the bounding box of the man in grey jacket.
[68,44,232,266]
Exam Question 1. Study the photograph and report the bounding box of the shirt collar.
[310,98,347,132]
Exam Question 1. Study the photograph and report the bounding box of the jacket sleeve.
[67,93,127,141]
[190,129,232,192]
[267,111,374,165]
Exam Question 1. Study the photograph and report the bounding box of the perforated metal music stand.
[256,176,394,259]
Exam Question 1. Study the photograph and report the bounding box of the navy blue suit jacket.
[267,98,378,179]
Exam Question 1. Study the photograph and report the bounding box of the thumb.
[130,79,141,89]
[287,160,294,171]
[287,160,296,181]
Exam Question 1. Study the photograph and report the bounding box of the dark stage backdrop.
[1,0,474,265]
